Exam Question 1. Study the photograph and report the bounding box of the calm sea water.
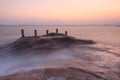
[0,25,120,46]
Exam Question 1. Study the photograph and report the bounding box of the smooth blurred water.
[0,25,120,46]
[0,26,120,79]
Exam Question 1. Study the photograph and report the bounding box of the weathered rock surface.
[0,67,107,80]
[8,33,95,51]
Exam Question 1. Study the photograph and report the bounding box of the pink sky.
[0,0,120,25]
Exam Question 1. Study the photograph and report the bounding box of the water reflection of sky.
[0,26,120,46]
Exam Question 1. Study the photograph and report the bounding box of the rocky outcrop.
[0,67,106,80]
[8,33,95,51]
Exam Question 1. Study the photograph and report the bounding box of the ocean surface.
[0,25,120,79]
[0,25,120,46]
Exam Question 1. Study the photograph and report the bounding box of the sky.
[0,0,120,25]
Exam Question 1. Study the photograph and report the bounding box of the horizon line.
[0,24,119,26]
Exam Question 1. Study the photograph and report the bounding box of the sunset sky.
[0,0,120,25]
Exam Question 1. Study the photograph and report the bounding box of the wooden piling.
[65,31,67,36]
[34,30,37,37]
[46,30,49,35]
[56,28,58,34]
[21,29,25,38]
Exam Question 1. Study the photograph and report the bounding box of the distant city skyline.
[0,0,120,25]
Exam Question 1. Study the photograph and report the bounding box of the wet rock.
[8,33,95,51]
[0,67,107,80]
[47,77,65,80]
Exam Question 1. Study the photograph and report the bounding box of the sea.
[0,25,120,46]
[0,25,120,79]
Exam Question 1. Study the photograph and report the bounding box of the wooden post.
[34,30,37,37]
[56,28,58,34]
[21,29,24,38]
[46,30,49,35]
[65,31,67,36]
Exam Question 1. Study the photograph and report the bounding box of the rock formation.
[0,67,107,80]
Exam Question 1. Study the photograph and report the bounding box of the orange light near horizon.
[0,0,120,23]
